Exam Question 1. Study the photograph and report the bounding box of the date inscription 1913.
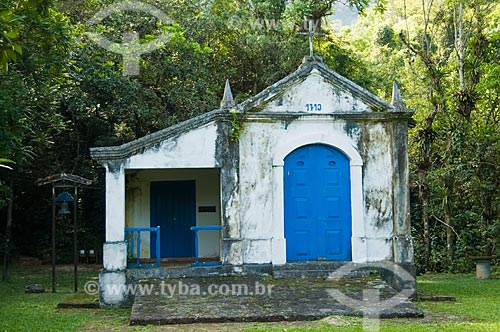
[305,103,322,112]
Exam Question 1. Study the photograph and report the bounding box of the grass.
[418,273,500,320]
[0,261,99,332]
[0,260,499,332]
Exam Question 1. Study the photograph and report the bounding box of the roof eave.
[90,110,229,163]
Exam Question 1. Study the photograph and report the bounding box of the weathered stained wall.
[92,58,415,308]
[358,122,395,261]
[225,61,414,265]
[235,115,402,264]
[391,119,413,264]
[216,121,243,265]
[125,122,218,169]
[93,115,226,307]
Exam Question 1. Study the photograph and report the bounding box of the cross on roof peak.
[298,18,323,57]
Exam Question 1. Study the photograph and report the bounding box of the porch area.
[125,168,223,266]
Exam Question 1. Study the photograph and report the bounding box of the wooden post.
[73,186,78,293]
[2,179,13,281]
[51,185,56,293]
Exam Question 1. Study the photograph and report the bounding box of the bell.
[59,201,71,215]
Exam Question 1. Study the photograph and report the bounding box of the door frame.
[284,144,352,261]
[271,132,365,264]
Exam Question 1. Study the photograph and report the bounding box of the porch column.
[100,163,128,307]
[105,165,125,242]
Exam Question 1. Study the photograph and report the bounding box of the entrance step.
[273,262,370,279]
[127,262,372,281]
[127,264,273,282]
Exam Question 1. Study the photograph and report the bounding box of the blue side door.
[284,144,352,261]
[150,180,196,258]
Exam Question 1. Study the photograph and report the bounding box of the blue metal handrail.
[125,227,160,268]
[190,225,222,266]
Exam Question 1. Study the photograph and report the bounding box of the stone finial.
[302,56,323,63]
[391,81,407,111]
[220,79,235,109]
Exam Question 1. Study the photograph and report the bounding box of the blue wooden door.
[150,180,196,258]
[284,144,352,261]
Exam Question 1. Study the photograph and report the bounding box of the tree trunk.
[444,204,455,264]
[3,179,13,281]
[418,171,431,270]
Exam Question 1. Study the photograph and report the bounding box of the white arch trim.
[270,132,367,265]
[272,132,363,167]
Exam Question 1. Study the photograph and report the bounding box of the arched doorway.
[284,144,352,261]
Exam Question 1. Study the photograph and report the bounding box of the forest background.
[1,0,499,273]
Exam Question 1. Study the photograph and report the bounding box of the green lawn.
[0,262,98,332]
[0,262,499,332]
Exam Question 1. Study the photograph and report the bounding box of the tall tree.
[343,0,500,271]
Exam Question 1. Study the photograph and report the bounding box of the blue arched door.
[284,144,352,261]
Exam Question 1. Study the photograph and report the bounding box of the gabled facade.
[91,57,415,306]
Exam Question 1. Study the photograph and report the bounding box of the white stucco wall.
[125,169,221,258]
[125,122,218,169]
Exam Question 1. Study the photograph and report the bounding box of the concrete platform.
[129,276,423,325]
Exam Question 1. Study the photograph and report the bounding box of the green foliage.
[344,0,500,272]
[0,0,498,272]
[229,109,245,142]
[0,158,14,170]
[0,1,23,71]
[0,0,313,258]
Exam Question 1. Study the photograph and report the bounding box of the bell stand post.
[36,174,91,293]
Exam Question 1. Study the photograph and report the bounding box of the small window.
[297,161,305,167]
[329,161,336,166]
